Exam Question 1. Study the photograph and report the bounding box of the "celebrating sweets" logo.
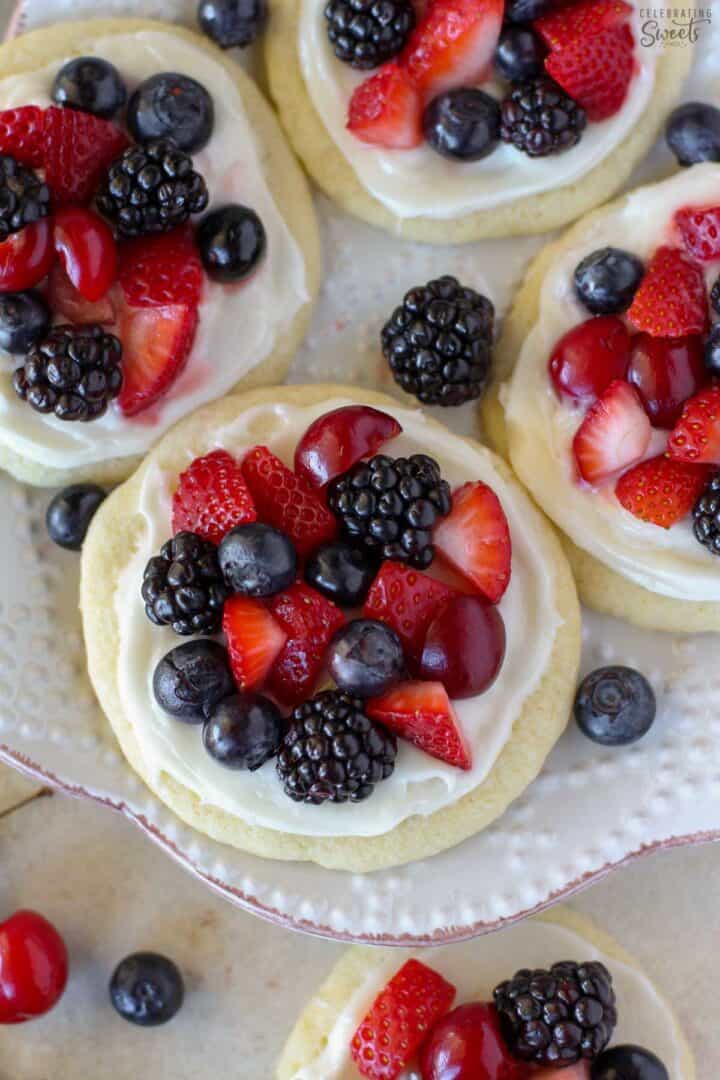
[639,6,712,46]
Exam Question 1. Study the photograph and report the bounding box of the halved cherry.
[0,219,54,293]
[47,262,117,325]
[419,1002,524,1080]
[294,405,402,488]
[53,206,116,303]
[549,315,631,402]
[0,910,68,1024]
[627,332,706,429]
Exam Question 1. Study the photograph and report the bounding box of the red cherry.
[420,1002,523,1080]
[627,332,707,429]
[294,405,402,488]
[0,219,54,292]
[419,595,506,699]
[549,316,631,401]
[0,910,68,1024]
[54,206,117,303]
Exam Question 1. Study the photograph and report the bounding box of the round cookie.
[0,19,321,489]
[80,384,581,873]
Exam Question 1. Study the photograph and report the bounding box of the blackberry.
[493,961,617,1067]
[501,75,586,157]
[0,154,50,241]
[327,453,451,569]
[13,324,122,422]
[96,139,209,238]
[276,689,397,804]
[142,531,228,635]
[381,275,495,407]
[693,473,720,555]
[324,0,415,69]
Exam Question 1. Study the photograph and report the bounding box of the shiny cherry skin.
[549,316,631,402]
[294,405,402,488]
[627,332,706,429]
[419,595,506,699]
[53,207,117,303]
[0,219,54,293]
[0,910,68,1024]
[420,1002,523,1080]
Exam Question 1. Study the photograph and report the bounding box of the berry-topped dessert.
[276,908,694,1078]
[265,0,691,241]
[80,385,580,872]
[0,19,319,487]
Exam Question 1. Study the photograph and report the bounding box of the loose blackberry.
[501,75,586,157]
[324,0,415,69]
[381,275,495,407]
[0,154,50,241]
[692,473,720,555]
[13,324,122,422]
[142,531,228,635]
[96,139,209,238]
[327,453,451,569]
[493,960,617,1067]
[276,689,397,804]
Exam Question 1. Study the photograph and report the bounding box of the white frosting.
[114,398,561,838]
[298,0,659,219]
[505,163,720,602]
[0,31,308,469]
[289,917,688,1079]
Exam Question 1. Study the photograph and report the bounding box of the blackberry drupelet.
[493,960,617,1067]
[13,324,122,422]
[324,0,415,69]
[381,275,495,407]
[501,75,586,157]
[0,154,50,241]
[327,452,451,569]
[142,531,228,635]
[692,473,720,555]
[96,139,209,238]
[276,689,397,804]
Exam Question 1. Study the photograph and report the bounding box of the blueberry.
[0,290,50,354]
[327,619,404,697]
[574,666,656,747]
[198,0,268,48]
[196,205,266,283]
[591,1044,669,1080]
[666,101,720,166]
[110,953,184,1026]
[705,322,720,376]
[203,692,282,769]
[46,483,106,551]
[218,522,296,596]
[127,73,214,153]
[711,276,720,317]
[495,26,545,82]
[505,0,554,21]
[574,247,645,315]
[423,89,500,162]
[153,640,234,723]
[52,56,127,119]
[305,542,377,607]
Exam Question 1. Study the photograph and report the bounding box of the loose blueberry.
[423,89,500,161]
[666,102,720,166]
[304,542,377,607]
[153,640,235,723]
[574,247,645,315]
[505,0,554,21]
[574,665,656,746]
[0,290,50,354]
[704,322,720,376]
[218,522,297,597]
[494,25,545,82]
[591,1044,669,1080]
[196,205,266,283]
[198,0,268,48]
[110,953,184,1027]
[327,618,404,697]
[127,73,214,153]
[52,56,127,119]
[46,483,106,551]
[203,692,282,769]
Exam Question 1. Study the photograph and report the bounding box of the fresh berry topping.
[218,522,297,597]
[118,225,204,308]
[574,665,656,746]
[277,688,397,803]
[626,245,708,339]
[0,154,49,241]
[572,380,651,485]
[172,450,256,545]
[419,1002,525,1080]
[692,473,720,555]
[705,322,720,377]
[423,88,500,160]
[506,0,553,19]
[666,101,720,166]
[627,333,706,429]
[325,0,416,70]
[573,247,644,316]
[203,692,283,769]
[0,910,68,1024]
[141,531,228,636]
[43,105,128,206]
[222,594,287,690]
[109,953,184,1027]
[152,639,235,723]
[712,277,720,317]
[295,405,402,489]
[267,582,345,705]
[545,23,634,122]
[675,204,720,262]
[363,560,458,663]
[494,25,546,82]
[347,61,423,149]
[305,541,378,606]
[615,455,713,529]
[548,316,631,402]
[53,206,117,303]
[534,0,632,51]
[402,0,503,100]
[198,0,269,48]
[667,384,720,465]
[127,73,214,153]
[242,446,337,558]
[47,262,117,325]
[46,482,106,550]
[0,289,50,353]
[419,594,506,698]
[368,679,471,769]
[328,618,405,697]
[115,302,197,417]
[500,75,586,157]
[433,480,511,602]
[0,219,53,294]
[592,1045,669,1080]
[52,57,127,119]
[0,107,44,168]
[196,205,266,283]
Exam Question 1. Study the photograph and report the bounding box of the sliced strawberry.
[116,302,197,417]
[172,449,256,545]
[241,446,337,559]
[368,680,471,770]
[47,263,117,325]
[350,958,456,1080]
[118,226,204,308]
[0,106,44,168]
[615,454,714,528]
[627,245,708,338]
[43,106,128,206]
[546,23,635,122]
[347,62,422,149]
[667,385,720,465]
[267,582,345,706]
[572,380,651,484]
[535,0,632,50]
[433,481,511,603]
[222,595,287,692]
[401,0,503,100]
[675,205,720,263]
[362,560,459,664]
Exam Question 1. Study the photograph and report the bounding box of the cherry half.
[420,1002,523,1080]
[419,595,506,698]
[549,316,631,402]
[627,332,706,429]
[294,405,402,488]
[54,206,117,302]
[0,910,68,1024]
[0,219,54,293]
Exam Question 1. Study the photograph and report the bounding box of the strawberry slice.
[535,0,632,50]
[267,582,345,706]
[222,595,287,692]
[43,106,128,206]
[368,680,471,769]
[675,205,720,263]
[350,958,456,1080]
[401,0,503,100]
[615,454,714,528]
[172,449,256,545]
[362,560,459,664]
[118,226,204,308]
[347,62,422,149]
[116,302,198,417]
[667,385,720,465]
[47,263,117,325]
[572,380,651,484]
[546,23,635,122]
[627,245,708,338]
[242,446,337,559]
[433,481,511,603]
[0,106,44,168]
